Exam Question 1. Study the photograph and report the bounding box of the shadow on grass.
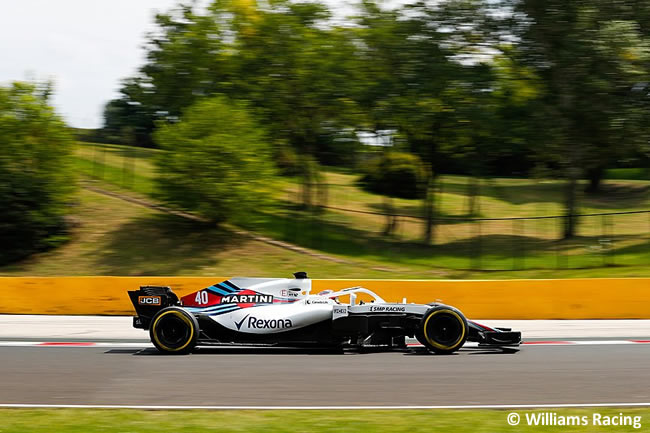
[90,213,243,275]
[442,178,650,210]
[86,202,650,274]
[608,239,650,256]
[240,209,650,270]
[334,178,649,223]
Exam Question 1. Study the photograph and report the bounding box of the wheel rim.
[424,312,464,348]
[154,313,192,350]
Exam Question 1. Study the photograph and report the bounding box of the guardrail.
[2,277,649,319]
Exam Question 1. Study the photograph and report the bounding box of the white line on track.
[2,403,650,410]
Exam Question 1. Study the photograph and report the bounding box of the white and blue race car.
[128,272,521,354]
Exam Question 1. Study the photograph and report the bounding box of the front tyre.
[149,307,199,354]
[416,306,468,354]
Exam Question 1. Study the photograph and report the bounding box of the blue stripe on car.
[221,280,241,291]
[204,286,229,296]
[186,304,240,315]
[200,303,242,313]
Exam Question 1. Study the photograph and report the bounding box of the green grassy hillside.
[2,141,648,277]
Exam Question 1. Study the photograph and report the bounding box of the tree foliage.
[0,82,75,263]
[105,0,364,207]
[104,0,650,239]
[359,152,427,199]
[508,0,650,236]
[154,96,274,223]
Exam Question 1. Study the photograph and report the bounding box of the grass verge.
[6,141,645,277]
[3,187,650,278]
[1,408,649,432]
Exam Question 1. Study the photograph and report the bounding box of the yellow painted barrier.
[314,279,650,319]
[1,277,649,318]
[0,277,221,316]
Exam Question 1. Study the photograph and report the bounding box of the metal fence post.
[92,142,98,179]
[556,216,564,269]
[284,187,292,242]
[512,219,517,270]
[599,215,608,266]
[609,214,615,266]
[520,219,526,270]
[473,218,482,270]
[93,143,105,180]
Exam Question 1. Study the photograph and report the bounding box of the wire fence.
[266,182,650,271]
[73,142,158,196]
[75,142,650,271]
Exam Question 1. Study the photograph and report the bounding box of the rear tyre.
[149,307,199,354]
[416,306,468,354]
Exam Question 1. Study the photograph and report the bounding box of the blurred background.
[1,0,650,279]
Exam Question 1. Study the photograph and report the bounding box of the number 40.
[195,290,209,305]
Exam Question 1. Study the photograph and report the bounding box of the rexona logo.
[234,314,293,330]
[138,296,161,305]
[221,294,273,304]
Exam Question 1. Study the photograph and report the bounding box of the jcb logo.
[138,296,161,305]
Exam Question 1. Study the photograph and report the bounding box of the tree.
[359,151,427,199]
[350,0,453,240]
[154,96,274,223]
[0,82,76,264]
[111,1,360,207]
[218,0,360,206]
[100,92,156,147]
[509,0,650,237]
[352,0,529,241]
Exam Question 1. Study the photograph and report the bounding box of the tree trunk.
[585,166,604,193]
[466,176,480,216]
[316,179,328,211]
[300,154,313,209]
[301,177,312,209]
[383,196,397,236]
[563,175,578,239]
[422,173,437,244]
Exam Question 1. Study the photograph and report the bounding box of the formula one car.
[128,272,521,354]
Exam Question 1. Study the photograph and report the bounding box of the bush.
[154,96,275,223]
[0,82,76,264]
[359,152,427,199]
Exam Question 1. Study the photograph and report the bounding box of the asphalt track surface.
[2,343,650,406]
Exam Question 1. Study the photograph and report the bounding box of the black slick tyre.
[149,307,199,354]
[416,306,468,354]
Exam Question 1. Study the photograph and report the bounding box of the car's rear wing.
[127,286,179,329]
